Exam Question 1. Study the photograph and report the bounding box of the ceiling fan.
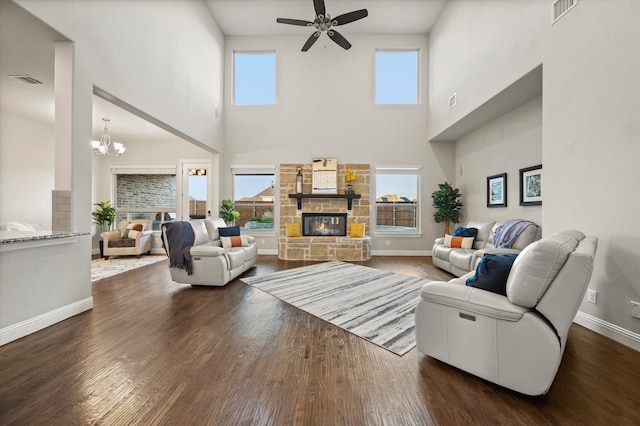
[276,0,368,51]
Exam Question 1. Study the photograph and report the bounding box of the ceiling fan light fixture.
[276,0,368,51]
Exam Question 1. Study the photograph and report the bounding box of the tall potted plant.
[219,199,240,225]
[431,182,463,235]
[92,200,117,257]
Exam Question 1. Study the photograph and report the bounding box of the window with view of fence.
[234,201,274,228]
[375,167,421,233]
[232,168,276,231]
[376,202,418,229]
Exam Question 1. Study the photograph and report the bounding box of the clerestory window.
[233,51,276,105]
[375,49,419,105]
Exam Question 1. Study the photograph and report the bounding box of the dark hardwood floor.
[1,256,639,425]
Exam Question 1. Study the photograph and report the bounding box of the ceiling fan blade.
[276,18,313,26]
[332,9,368,26]
[313,0,326,17]
[302,31,321,51]
[328,30,351,50]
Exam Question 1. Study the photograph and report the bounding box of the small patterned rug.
[241,261,430,356]
[91,255,167,282]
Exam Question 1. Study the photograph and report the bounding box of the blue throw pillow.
[453,227,478,238]
[218,225,241,237]
[466,254,518,296]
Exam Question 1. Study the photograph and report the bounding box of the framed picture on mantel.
[487,173,507,208]
[312,158,337,194]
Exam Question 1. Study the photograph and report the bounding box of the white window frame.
[373,165,422,236]
[233,50,277,106]
[374,48,420,105]
[231,165,278,234]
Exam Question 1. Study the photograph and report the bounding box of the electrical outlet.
[587,289,597,304]
[385,240,390,246]
[631,301,640,319]
[260,239,265,246]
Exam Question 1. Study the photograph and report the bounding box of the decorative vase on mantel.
[346,183,354,195]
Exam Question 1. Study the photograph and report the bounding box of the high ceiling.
[1,0,446,145]
[206,0,446,36]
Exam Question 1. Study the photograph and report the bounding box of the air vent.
[8,74,46,85]
[552,0,577,23]
[449,92,457,109]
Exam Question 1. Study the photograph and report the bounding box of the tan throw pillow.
[127,230,141,239]
[122,223,144,238]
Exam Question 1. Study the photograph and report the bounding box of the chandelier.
[92,118,126,157]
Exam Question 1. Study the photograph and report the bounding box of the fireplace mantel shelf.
[289,193,361,210]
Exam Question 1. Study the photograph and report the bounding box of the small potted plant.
[92,200,117,232]
[345,167,356,194]
[220,199,240,225]
[431,182,463,234]
[92,200,117,257]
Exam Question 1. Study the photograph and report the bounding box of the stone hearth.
[279,163,370,261]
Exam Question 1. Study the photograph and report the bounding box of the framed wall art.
[519,164,542,206]
[487,173,507,208]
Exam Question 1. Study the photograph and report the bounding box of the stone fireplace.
[278,163,371,261]
[302,213,347,237]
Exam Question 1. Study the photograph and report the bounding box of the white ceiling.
[206,0,447,36]
[1,0,446,145]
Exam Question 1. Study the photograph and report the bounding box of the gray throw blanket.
[493,219,537,248]
[162,222,195,275]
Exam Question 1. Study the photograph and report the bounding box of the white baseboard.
[258,249,279,255]
[371,250,431,256]
[0,297,93,346]
[574,311,640,352]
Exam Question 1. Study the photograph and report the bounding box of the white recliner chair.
[415,230,597,396]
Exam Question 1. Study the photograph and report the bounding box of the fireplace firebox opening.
[302,213,347,237]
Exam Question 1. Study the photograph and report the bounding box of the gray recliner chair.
[415,230,597,396]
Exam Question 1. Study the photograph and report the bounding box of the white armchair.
[100,220,153,260]
[416,230,597,396]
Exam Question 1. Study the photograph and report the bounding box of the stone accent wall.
[278,236,372,261]
[279,163,370,261]
[116,174,176,208]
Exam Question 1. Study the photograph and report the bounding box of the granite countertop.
[0,230,90,244]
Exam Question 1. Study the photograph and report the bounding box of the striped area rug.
[91,255,167,283]
[241,261,430,356]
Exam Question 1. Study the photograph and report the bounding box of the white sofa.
[416,230,598,396]
[161,218,257,286]
[432,220,541,277]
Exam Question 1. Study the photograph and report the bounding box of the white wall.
[0,110,54,227]
[429,0,640,347]
[543,0,640,339]
[17,0,225,153]
[455,96,542,225]
[224,34,454,253]
[3,0,225,343]
[428,0,547,140]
